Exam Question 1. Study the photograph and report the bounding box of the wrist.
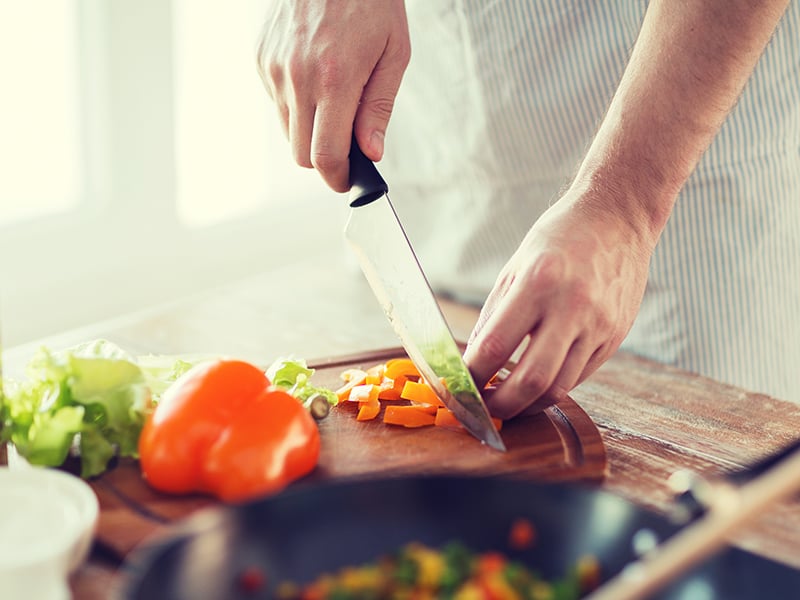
[568,152,680,250]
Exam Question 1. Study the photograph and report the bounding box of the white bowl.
[0,466,99,600]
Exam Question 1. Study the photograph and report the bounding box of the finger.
[288,95,315,169]
[546,336,597,400]
[312,94,360,192]
[484,320,578,420]
[575,343,611,386]
[467,271,514,347]
[463,287,541,391]
[353,38,411,161]
[515,394,559,417]
[274,99,289,139]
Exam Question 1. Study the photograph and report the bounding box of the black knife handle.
[348,136,388,207]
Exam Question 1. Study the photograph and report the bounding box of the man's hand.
[257,0,411,192]
[464,188,655,419]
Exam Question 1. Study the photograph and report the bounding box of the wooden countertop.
[4,249,799,598]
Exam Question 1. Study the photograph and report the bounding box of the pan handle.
[348,136,388,208]
[587,439,800,600]
[669,437,800,524]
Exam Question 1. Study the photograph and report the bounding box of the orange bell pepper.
[334,368,368,402]
[383,358,420,381]
[435,407,503,432]
[138,359,320,503]
[383,404,437,428]
[400,379,445,407]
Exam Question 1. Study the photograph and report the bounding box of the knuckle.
[392,38,412,68]
[473,330,509,367]
[516,368,552,397]
[267,60,285,88]
[315,52,346,93]
[524,252,564,290]
[286,53,309,88]
[310,147,341,173]
[294,151,313,169]
[363,97,396,121]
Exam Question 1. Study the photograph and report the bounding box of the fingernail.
[370,130,385,159]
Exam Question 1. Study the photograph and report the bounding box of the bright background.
[0,0,345,347]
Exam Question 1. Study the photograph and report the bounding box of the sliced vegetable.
[401,379,445,407]
[356,402,381,422]
[334,368,368,403]
[383,358,420,381]
[267,357,338,408]
[335,358,506,437]
[383,405,437,428]
[138,359,320,502]
[435,407,503,432]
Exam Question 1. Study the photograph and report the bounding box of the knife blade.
[346,139,505,451]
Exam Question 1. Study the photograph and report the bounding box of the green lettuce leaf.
[266,357,338,406]
[1,339,156,477]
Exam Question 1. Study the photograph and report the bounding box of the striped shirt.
[381,1,800,402]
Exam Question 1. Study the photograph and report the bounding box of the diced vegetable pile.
[333,358,503,432]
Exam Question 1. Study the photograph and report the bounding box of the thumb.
[354,44,410,162]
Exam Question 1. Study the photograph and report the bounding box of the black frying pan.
[120,475,799,599]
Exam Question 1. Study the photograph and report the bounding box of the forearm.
[572,0,789,245]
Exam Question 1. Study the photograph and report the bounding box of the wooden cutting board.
[88,347,607,562]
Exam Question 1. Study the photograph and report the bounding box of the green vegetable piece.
[267,357,338,406]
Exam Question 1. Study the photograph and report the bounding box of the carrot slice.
[384,358,420,381]
[334,369,368,402]
[340,368,368,383]
[400,380,444,407]
[435,407,503,431]
[377,380,402,401]
[434,407,463,430]
[356,401,381,421]
[383,405,436,428]
[348,384,380,404]
[365,363,385,386]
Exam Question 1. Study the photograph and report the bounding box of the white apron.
[380,0,800,402]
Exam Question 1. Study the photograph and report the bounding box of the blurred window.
[172,0,322,227]
[0,1,83,226]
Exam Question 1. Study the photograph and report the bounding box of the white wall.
[0,0,346,347]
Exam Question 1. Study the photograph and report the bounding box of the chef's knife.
[346,139,505,451]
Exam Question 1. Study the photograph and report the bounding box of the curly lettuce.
[0,340,206,478]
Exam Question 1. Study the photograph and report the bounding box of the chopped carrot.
[434,407,462,430]
[435,407,503,432]
[347,384,379,404]
[334,369,368,403]
[377,380,402,401]
[365,363,385,386]
[383,405,436,428]
[338,360,505,440]
[400,380,444,407]
[356,402,381,421]
[384,358,420,381]
[340,368,368,383]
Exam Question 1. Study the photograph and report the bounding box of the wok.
[121,474,800,599]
